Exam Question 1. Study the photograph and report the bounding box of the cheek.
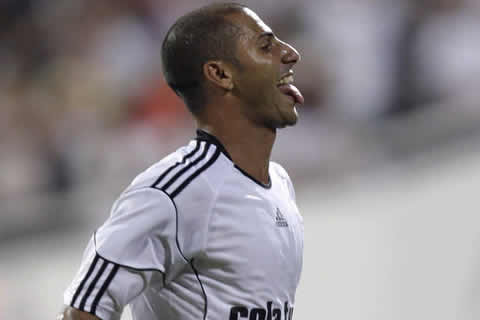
[234,58,277,101]
[253,69,277,96]
[239,73,273,101]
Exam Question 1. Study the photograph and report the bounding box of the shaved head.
[161,2,247,115]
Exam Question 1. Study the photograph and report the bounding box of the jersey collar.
[196,129,232,160]
[195,129,272,189]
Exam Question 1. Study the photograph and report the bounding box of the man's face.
[228,8,304,130]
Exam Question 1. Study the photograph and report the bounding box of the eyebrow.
[258,32,274,40]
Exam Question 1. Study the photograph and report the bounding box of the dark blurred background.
[1,0,480,319]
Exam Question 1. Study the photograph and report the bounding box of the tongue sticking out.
[277,84,305,105]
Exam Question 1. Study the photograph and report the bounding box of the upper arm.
[64,245,158,320]
[63,187,177,319]
[94,187,179,271]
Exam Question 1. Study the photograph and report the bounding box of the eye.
[261,40,273,52]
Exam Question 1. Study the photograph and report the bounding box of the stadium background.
[1,0,480,319]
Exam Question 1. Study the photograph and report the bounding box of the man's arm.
[62,188,176,319]
[58,306,100,320]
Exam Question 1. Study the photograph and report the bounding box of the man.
[60,2,304,319]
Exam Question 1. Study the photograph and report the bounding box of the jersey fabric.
[64,130,304,320]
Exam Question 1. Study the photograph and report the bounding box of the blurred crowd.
[1,0,480,210]
[2,2,480,319]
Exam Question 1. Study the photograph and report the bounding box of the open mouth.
[277,73,304,105]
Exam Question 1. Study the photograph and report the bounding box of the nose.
[280,41,301,65]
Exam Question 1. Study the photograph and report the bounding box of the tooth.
[278,75,294,85]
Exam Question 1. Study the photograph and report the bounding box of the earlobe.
[203,61,234,91]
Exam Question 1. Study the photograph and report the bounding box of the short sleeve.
[64,187,183,319]
[64,238,160,320]
[95,187,179,271]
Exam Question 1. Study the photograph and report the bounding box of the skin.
[59,7,302,320]
[198,7,302,185]
[58,307,99,320]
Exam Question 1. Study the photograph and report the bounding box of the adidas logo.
[275,208,288,227]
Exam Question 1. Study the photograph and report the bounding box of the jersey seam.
[151,189,190,263]
[93,230,167,275]
[176,155,228,320]
[190,258,209,320]
[189,160,230,320]
[150,187,209,320]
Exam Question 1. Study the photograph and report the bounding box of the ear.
[203,61,234,91]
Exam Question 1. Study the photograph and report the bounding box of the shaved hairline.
[161,2,249,115]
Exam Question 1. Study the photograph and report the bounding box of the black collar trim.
[196,130,232,160]
[195,129,272,189]
[234,164,272,189]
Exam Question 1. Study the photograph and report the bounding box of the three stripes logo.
[151,141,221,198]
[275,208,288,227]
[70,254,119,315]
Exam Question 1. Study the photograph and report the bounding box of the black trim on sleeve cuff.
[93,232,167,275]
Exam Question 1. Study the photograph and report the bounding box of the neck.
[197,116,276,186]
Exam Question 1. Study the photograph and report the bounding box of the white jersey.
[64,130,304,320]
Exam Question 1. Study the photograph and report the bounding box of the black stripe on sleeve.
[93,231,166,276]
[78,259,109,311]
[71,255,100,307]
[151,141,201,188]
[160,143,211,192]
[90,264,120,315]
[170,148,221,198]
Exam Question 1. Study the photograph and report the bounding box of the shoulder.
[269,161,292,182]
[120,138,232,215]
[127,140,201,190]
[270,161,296,200]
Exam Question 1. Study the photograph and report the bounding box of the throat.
[197,125,275,186]
[229,142,272,186]
[198,116,276,185]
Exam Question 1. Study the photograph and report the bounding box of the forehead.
[229,8,273,38]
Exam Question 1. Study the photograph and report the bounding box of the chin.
[276,116,298,129]
[281,108,299,127]
[267,103,299,129]
[285,118,298,127]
